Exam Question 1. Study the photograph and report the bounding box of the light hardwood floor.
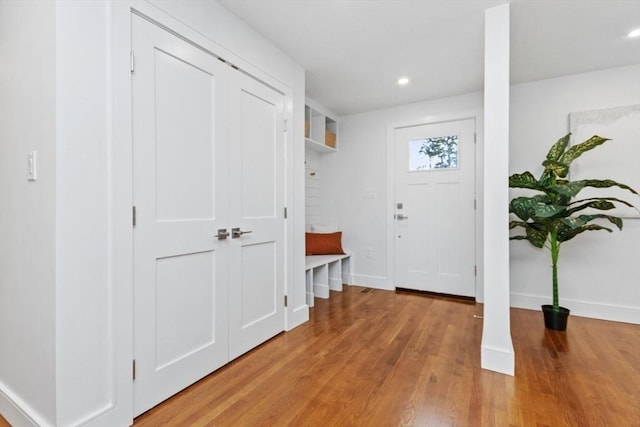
[134,286,639,426]
[1,285,638,426]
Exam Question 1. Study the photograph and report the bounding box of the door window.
[409,135,459,171]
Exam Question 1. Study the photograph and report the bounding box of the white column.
[481,3,515,376]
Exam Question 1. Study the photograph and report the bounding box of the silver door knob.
[216,229,230,240]
[232,227,253,238]
[396,214,409,220]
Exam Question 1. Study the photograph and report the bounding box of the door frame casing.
[386,113,484,300]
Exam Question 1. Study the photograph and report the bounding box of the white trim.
[286,304,309,331]
[112,2,135,426]
[131,1,290,96]
[510,292,640,324]
[0,382,45,427]
[349,274,393,290]
[481,3,514,375]
[481,344,515,376]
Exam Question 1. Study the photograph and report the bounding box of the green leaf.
[509,197,534,220]
[573,179,639,195]
[526,225,548,248]
[567,199,615,214]
[509,221,527,230]
[546,134,571,162]
[566,198,636,215]
[509,220,548,248]
[508,172,543,190]
[557,223,613,242]
[542,159,569,178]
[561,214,622,230]
[550,181,586,198]
[532,203,565,218]
[558,135,610,166]
[510,196,565,220]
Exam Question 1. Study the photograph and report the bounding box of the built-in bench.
[304,254,351,307]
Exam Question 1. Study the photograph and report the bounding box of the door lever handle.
[395,214,409,220]
[216,229,230,240]
[232,227,253,238]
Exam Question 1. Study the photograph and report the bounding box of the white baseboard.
[286,304,309,331]
[348,274,393,290]
[0,382,45,427]
[510,292,640,324]
[329,277,343,291]
[481,344,515,376]
[313,283,330,299]
[305,291,315,308]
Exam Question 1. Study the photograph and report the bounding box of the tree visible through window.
[409,135,458,170]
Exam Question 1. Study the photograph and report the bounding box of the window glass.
[409,135,458,171]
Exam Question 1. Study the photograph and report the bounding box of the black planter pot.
[541,305,570,331]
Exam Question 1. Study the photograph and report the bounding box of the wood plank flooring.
[1,285,638,426]
[133,286,640,426]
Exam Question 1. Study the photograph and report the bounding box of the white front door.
[394,118,476,297]
[228,70,286,359]
[131,15,286,415]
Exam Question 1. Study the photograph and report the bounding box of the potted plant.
[508,134,638,330]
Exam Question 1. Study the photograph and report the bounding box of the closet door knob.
[232,228,253,238]
[216,229,230,240]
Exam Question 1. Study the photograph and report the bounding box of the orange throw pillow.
[305,232,345,255]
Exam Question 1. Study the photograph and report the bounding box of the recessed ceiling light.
[628,28,640,38]
[397,77,410,85]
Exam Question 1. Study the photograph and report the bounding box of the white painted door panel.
[132,15,229,415]
[228,70,285,359]
[394,119,476,297]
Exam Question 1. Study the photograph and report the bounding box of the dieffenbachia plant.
[508,134,639,312]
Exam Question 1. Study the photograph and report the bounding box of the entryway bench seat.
[304,254,351,307]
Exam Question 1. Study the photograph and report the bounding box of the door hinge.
[284,295,288,307]
[132,359,136,381]
[284,116,288,132]
[474,199,477,210]
[474,265,477,276]
[474,133,477,144]
[130,51,135,73]
[284,207,288,219]
[132,206,137,227]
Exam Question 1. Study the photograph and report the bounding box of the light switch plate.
[27,150,37,181]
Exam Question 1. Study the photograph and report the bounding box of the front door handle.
[396,214,409,220]
[232,227,253,238]
[216,229,230,240]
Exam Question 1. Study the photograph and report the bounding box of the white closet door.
[132,15,230,415]
[228,70,286,359]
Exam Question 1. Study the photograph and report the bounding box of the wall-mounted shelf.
[305,105,338,152]
[305,138,336,153]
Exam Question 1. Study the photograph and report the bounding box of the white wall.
[0,1,58,425]
[1,1,306,426]
[305,151,322,228]
[322,64,640,324]
[304,97,339,231]
[322,92,485,293]
[55,2,118,425]
[509,64,640,323]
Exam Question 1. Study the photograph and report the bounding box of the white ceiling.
[218,0,640,116]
